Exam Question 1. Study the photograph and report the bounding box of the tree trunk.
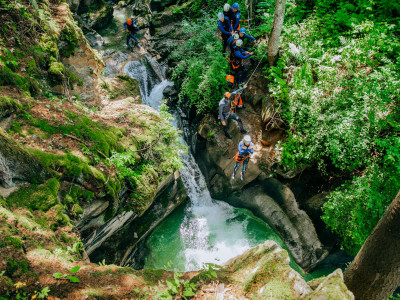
[267,0,286,65]
[344,190,400,299]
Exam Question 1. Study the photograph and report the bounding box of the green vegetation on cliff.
[265,0,400,254]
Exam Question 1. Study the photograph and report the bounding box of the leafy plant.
[53,266,81,283]
[97,259,106,266]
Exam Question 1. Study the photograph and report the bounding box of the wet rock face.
[226,177,328,270]
[84,172,188,266]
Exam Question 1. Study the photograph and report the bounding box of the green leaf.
[69,276,80,283]
[133,288,140,293]
[183,290,195,297]
[69,266,80,273]
[53,272,63,278]
[143,286,148,292]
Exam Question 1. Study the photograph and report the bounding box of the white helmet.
[244,135,251,144]
[233,33,239,40]
[224,3,231,12]
[218,12,224,21]
[235,39,243,47]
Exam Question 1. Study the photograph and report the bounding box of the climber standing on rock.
[232,39,254,86]
[219,85,248,139]
[218,12,234,53]
[232,135,253,181]
[231,3,241,32]
[124,18,140,47]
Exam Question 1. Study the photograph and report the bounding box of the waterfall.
[125,60,277,271]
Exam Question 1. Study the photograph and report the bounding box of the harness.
[234,152,249,163]
[234,144,251,163]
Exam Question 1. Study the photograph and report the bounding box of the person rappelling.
[232,39,254,86]
[218,12,234,53]
[232,135,253,180]
[219,85,248,139]
[124,18,140,47]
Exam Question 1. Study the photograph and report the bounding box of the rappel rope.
[245,48,268,85]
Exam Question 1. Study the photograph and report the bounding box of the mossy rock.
[0,236,23,249]
[7,178,60,211]
[59,22,80,58]
[48,61,65,77]
[0,128,52,186]
[101,75,141,102]
[0,97,22,119]
[6,258,29,277]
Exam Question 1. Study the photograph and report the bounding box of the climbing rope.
[245,48,268,85]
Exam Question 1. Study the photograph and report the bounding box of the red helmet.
[127,19,132,25]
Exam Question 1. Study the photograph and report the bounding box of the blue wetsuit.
[232,10,241,31]
[123,19,139,45]
[218,17,233,52]
[233,141,254,176]
[233,47,252,84]
[227,35,237,53]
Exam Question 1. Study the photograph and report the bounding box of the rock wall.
[84,171,187,266]
[193,109,327,270]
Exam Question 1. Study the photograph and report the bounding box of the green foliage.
[108,105,185,210]
[53,266,80,283]
[266,1,400,254]
[170,16,229,115]
[7,178,60,212]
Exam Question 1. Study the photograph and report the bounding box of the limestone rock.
[306,269,354,299]
[224,241,312,298]
[85,172,188,266]
[226,178,328,270]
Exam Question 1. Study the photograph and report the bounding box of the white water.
[178,152,252,270]
[125,60,263,270]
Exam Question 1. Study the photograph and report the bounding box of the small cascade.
[177,152,253,270]
[125,59,282,271]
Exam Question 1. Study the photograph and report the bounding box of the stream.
[93,5,347,282]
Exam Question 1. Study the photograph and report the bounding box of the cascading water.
[124,59,286,271]
[124,60,172,108]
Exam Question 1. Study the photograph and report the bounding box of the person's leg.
[241,157,249,180]
[242,157,250,175]
[126,34,130,46]
[241,66,247,83]
[229,113,247,133]
[222,36,229,53]
[234,68,241,88]
[222,116,232,139]
[131,33,138,43]
[233,161,241,178]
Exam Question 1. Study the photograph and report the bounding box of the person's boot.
[241,173,244,181]
[232,172,236,179]
[240,129,248,134]
[225,132,233,139]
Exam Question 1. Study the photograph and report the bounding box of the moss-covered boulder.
[83,1,114,30]
[220,241,354,299]
[7,178,60,211]
[306,269,354,300]
[0,129,51,186]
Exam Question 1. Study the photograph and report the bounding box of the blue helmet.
[239,28,246,33]
[232,2,239,9]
